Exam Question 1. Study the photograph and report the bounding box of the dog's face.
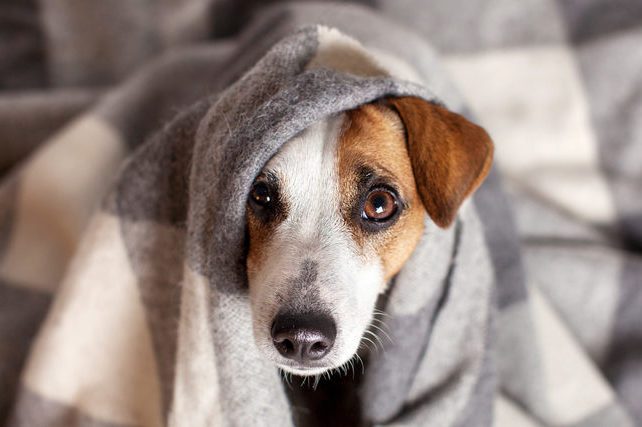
[246,97,493,376]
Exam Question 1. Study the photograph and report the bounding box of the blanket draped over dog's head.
[2,3,637,427]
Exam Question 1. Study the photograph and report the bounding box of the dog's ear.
[388,97,494,228]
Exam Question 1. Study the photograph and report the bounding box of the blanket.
[1,1,641,426]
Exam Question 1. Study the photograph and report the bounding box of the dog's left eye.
[362,189,399,222]
[250,181,272,207]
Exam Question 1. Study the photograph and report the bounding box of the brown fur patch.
[388,97,494,227]
[246,211,269,280]
[246,175,288,281]
[337,104,426,280]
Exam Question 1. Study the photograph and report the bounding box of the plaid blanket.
[1,1,641,426]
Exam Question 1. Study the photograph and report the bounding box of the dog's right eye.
[249,181,272,207]
[362,188,399,223]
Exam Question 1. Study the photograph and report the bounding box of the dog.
[245,96,493,377]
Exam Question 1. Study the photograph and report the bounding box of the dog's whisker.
[358,340,370,352]
[370,317,392,331]
[372,315,392,327]
[363,330,385,352]
[355,353,365,375]
[278,367,291,387]
[360,337,376,353]
[369,323,394,344]
[373,334,385,351]
[372,309,392,319]
[372,317,392,329]
[361,335,380,353]
[358,341,374,356]
[373,318,392,327]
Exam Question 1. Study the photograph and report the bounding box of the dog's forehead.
[264,114,345,211]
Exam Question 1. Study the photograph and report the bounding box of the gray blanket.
[1,1,641,426]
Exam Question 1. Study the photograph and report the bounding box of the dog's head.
[245,97,493,376]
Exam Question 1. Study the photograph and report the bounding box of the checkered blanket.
[1,1,641,426]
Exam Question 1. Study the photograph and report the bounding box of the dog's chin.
[276,363,333,377]
[255,341,342,377]
[274,349,361,377]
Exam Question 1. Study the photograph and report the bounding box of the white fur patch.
[308,26,423,84]
[307,26,388,77]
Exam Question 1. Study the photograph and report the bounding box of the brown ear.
[388,97,494,228]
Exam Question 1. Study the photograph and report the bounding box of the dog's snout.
[271,312,336,363]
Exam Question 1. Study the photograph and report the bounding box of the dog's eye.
[250,181,272,207]
[362,189,398,222]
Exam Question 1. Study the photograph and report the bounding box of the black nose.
[271,312,336,363]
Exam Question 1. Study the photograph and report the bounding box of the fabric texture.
[0,1,640,427]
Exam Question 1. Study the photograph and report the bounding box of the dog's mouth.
[276,361,336,376]
[272,340,363,377]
